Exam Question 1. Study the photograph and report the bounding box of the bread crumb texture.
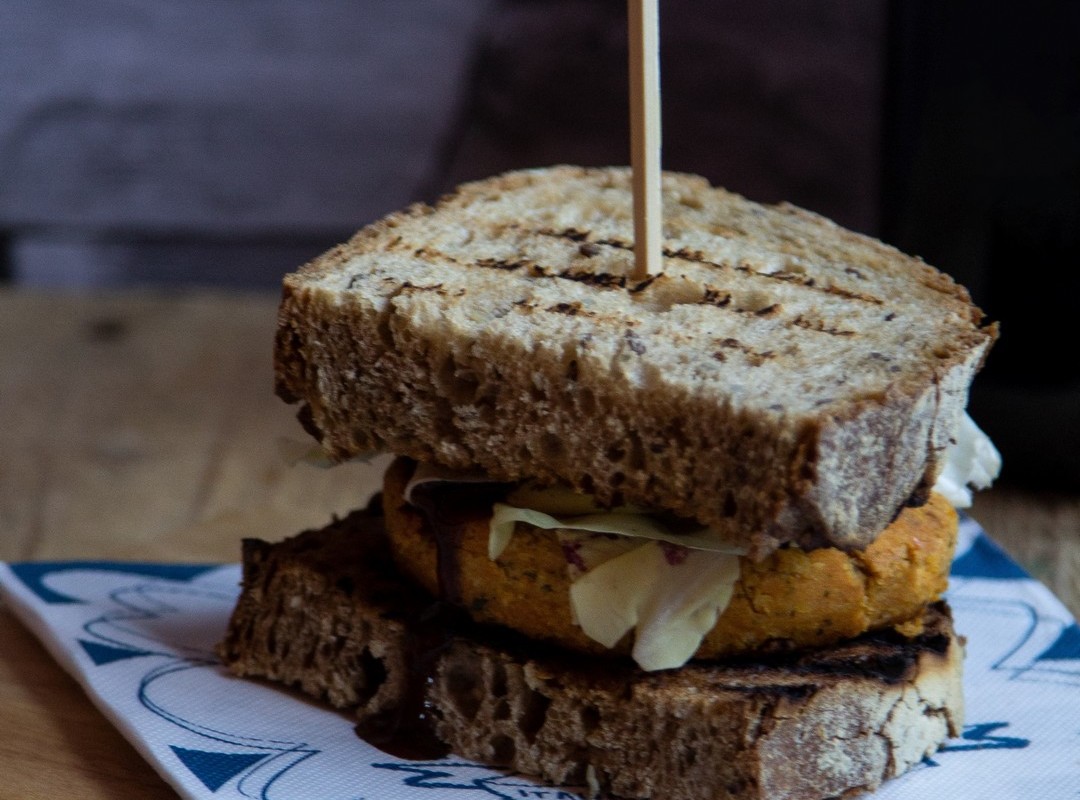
[275,166,996,553]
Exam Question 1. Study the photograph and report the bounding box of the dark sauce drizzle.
[354,473,510,760]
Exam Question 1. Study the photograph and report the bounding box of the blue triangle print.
[170,746,269,792]
[1037,623,1080,661]
[78,639,154,666]
[9,561,218,604]
[950,533,1029,580]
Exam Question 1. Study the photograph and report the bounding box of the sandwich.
[219,166,1000,799]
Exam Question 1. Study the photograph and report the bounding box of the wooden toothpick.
[628,0,662,281]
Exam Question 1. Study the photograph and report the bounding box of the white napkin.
[1,516,1078,799]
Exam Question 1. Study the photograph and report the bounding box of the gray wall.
[1,1,493,287]
[1,0,884,288]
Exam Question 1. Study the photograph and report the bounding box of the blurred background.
[1,0,1077,490]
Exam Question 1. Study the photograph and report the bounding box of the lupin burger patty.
[383,457,959,661]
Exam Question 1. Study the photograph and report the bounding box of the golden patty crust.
[383,458,958,661]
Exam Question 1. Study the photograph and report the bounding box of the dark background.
[2,0,1077,489]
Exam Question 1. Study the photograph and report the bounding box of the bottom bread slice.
[218,510,964,800]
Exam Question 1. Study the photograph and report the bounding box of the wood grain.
[628,0,663,280]
[0,608,178,800]
[0,287,1076,797]
[972,487,1080,615]
[0,289,381,565]
[0,289,383,798]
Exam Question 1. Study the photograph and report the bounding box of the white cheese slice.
[403,460,497,503]
[489,503,743,560]
[561,532,740,671]
[933,411,1002,508]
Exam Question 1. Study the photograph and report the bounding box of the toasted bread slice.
[274,167,994,554]
[218,510,964,800]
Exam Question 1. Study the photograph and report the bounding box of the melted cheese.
[489,495,743,671]
[489,503,743,560]
[560,532,740,670]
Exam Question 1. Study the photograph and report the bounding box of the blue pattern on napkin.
[9,561,217,604]
[950,533,1030,580]
[170,747,272,792]
[1,515,1078,800]
[78,638,155,666]
[1036,623,1080,661]
[374,761,585,799]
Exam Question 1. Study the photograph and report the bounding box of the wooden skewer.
[628,0,662,281]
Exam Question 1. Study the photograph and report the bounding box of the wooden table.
[1,288,1077,797]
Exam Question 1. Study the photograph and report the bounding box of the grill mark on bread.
[594,237,633,251]
[629,274,660,294]
[792,315,857,337]
[818,284,885,305]
[712,337,776,366]
[534,226,635,254]
[558,269,628,288]
[407,236,886,313]
[705,256,886,308]
[742,267,885,306]
[375,241,854,337]
[401,281,445,293]
[658,249,887,306]
[356,239,858,347]
[546,301,593,317]
[477,257,534,271]
[536,226,590,243]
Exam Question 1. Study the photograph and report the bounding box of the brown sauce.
[355,470,510,760]
[408,478,511,605]
[354,600,457,760]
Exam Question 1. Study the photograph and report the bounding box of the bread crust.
[382,457,958,660]
[218,509,965,800]
[274,166,995,554]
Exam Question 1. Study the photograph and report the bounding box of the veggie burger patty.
[382,457,958,662]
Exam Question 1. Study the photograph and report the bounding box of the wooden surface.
[0,287,1077,797]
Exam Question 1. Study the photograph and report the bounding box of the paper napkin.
[1,516,1078,799]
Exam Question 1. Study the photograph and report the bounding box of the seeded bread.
[218,510,964,800]
[274,166,995,555]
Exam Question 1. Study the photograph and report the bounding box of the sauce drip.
[355,471,510,760]
[408,478,510,605]
[354,600,456,760]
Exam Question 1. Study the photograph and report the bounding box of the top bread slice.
[275,166,995,555]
